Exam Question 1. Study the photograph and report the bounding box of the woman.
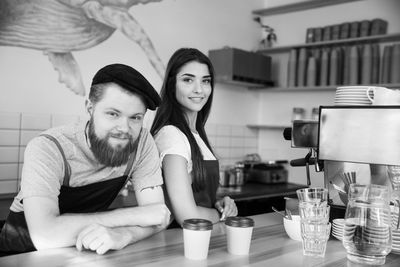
[151,48,237,227]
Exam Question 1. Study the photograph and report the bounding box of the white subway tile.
[0,163,18,180]
[0,180,18,194]
[231,126,245,137]
[0,112,21,129]
[244,137,258,147]
[230,137,244,147]
[230,147,245,158]
[216,136,230,147]
[0,147,19,163]
[208,136,217,148]
[19,147,26,163]
[205,123,217,136]
[20,130,42,146]
[216,125,231,136]
[0,130,20,146]
[21,113,51,130]
[51,114,80,127]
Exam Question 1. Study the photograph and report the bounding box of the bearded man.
[0,64,170,256]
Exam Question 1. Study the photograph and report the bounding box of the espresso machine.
[284,106,400,219]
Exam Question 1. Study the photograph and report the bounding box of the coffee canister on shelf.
[349,21,360,38]
[329,47,339,86]
[342,46,351,85]
[381,45,392,84]
[371,43,380,84]
[306,56,317,87]
[390,44,400,83]
[297,48,307,87]
[319,48,329,86]
[287,48,297,87]
[360,44,372,84]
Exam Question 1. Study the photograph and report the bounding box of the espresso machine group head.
[283,119,323,186]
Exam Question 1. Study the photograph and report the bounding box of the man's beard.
[88,119,137,167]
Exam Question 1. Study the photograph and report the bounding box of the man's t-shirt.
[10,121,163,212]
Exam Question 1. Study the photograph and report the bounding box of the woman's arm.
[162,154,220,225]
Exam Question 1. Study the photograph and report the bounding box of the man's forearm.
[31,205,167,250]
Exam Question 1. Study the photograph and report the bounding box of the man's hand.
[215,196,238,220]
[76,224,130,254]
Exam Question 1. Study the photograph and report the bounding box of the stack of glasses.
[296,188,331,257]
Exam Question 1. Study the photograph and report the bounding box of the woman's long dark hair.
[151,48,215,192]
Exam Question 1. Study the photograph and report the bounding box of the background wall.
[0,0,265,127]
[2,0,400,189]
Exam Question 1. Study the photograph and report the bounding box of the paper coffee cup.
[225,216,255,255]
[182,219,213,260]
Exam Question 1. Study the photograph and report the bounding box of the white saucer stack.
[392,228,400,254]
[334,87,373,106]
[332,218,344,240]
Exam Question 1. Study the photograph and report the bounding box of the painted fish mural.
[0,0,165,96]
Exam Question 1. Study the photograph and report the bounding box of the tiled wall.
[0,112,83,195]
[206,123,259,169]
[0,112,259,195]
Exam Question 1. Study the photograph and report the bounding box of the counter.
[2,212,400,266]
[217,182,306,201]
[109,182,306,210]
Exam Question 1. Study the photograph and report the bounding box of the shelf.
[215,78,273,88]
[247,124,290,130]
[252,0,363,16]
[251,83,400,92]
[257,33,400,54]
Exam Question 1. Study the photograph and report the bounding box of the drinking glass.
[342,184,392,265]
[301,222,331,257]
[297,188,328,206]
[299,204,330,224]
[297,187,330,257]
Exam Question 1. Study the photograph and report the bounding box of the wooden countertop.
[2,212,400,266]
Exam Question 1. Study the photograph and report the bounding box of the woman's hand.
[215,196,238,220]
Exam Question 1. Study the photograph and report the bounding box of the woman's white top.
[154,125,216,173]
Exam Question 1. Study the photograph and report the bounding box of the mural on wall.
[0,0,165,96]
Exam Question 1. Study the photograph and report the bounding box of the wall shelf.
[249,83,400,92]
[252,0,363,16]
[257,33,400,54]
[247,124,290,130]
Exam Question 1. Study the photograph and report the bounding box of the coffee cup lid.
[225,216,255,227]
[182,219,213,231]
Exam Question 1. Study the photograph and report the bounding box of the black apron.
[0,134,135,255]
[167,159,220,229]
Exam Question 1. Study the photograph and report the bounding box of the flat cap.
[91,64,161,110]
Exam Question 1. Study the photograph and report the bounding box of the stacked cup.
[296,188,331,257]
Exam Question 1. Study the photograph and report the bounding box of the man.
[0,64,170,255]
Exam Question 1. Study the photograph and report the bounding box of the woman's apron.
[0,134,135,255]
[167,160,220,229]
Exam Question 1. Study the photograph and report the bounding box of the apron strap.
[40,134,71,187]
